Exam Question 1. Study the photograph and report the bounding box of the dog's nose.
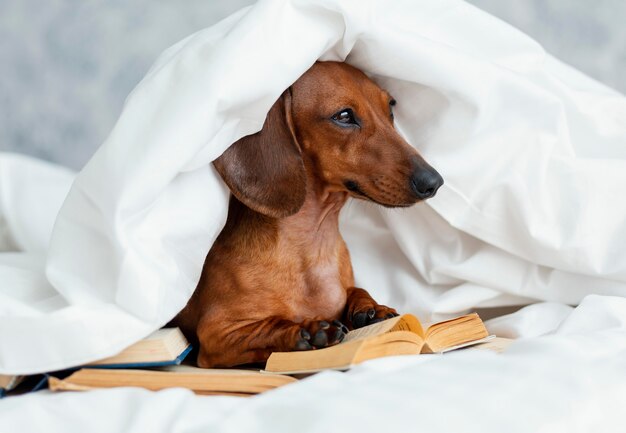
[410,169,444,199]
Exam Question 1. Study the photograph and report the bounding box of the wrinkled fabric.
[1,0,626,376]
[2,296,626,433]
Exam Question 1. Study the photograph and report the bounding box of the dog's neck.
[222,164,348,257]
[278,166,348,250]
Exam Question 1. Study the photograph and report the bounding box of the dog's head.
[214,61,443,217]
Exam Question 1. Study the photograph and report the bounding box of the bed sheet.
[2,295,625,433]
[1,2,626,429]
[2,0,626,375]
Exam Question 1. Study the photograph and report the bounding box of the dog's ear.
[213,90,306,218]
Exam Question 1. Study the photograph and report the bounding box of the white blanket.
[1,0,626,427]
[2,295,626,432]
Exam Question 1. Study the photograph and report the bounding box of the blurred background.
[1,0,624,169]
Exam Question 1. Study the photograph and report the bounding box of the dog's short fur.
[172,62,443,368]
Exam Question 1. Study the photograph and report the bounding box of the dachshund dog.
[172,61,443,368]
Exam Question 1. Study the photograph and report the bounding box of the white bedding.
[2,296,626,432]
[1,0,626,430]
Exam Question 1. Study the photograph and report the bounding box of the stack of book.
[1,313,511,398]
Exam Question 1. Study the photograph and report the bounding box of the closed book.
[49,365,295,396]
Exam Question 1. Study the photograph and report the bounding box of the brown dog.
[172,61,443,368]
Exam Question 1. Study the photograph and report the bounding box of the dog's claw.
[333,320,349,335]
[295,319,346,350]
[295,339,313,350]
[352,312,368,329]
[349,305,399,329]
[312,330,329,347]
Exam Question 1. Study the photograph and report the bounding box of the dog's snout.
[410,169,444,200]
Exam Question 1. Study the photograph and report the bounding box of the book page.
[343,314,425,343]
[0,374,23,390]
[343,316,400,343]
[88,328,189,365]
[438,335,495,353]
[423,314,489,352]
[424,314,477,337]
[389,314,425,337]
[159,365,286,377]
[265,316,429,374]
[465,337,513,353]
[50,367,296,394]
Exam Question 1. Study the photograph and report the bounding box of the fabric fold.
[1,0,625,374]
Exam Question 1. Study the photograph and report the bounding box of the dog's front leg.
[195,315,349,368]
[342,287,399,330]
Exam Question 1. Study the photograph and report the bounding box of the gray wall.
[1,0,624,169]
[469,0,625,93]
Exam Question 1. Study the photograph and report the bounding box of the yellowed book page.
[48,377,95,392]
[353,331,424,363]
[0,374,24,390]
[49,376,262,396]
[466,337,514,354]
[343,314,425,343]
[157,366,297,385]
[265,339,365,374]
[89,328,188,365]
[423,314,488,352]
[52,368,295,394]
[265,330,424,374]
[0,375,12,389]
[159,365,265,375]
[424,314,480,337]
[436,335,495,353]
[264,313,490,374]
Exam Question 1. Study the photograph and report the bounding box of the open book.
[49,365,295,396]
[46,314,503,396]
[87,328,191,368]
[265,313,492,374]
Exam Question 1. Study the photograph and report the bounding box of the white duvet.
[1,0,626,430]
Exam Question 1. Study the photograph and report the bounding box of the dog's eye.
[389,99,396,120]
[331,109,358,126]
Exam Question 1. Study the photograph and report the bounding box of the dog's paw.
[294,319,349,350]
[349,305,399,329]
